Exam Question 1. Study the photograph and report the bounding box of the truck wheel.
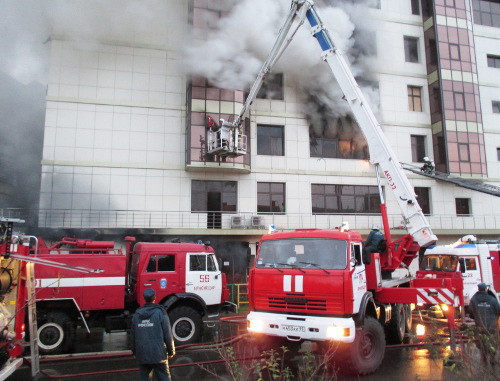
[346,317,385,375]
[37,311,74,355]
[385,303,405,344]
[404,304,412,332]
[169,306,202,345]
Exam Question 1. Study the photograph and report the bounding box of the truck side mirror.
[458,258,466,273]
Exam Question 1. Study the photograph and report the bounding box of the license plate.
[282,324,305,333]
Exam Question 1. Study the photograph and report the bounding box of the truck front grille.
[268,296,327,312]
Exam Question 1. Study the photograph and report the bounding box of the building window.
[191,180,237,212]
[458,143,470,161]
[411,0,420,15]
[455,198,471,215]
[257,124,284,156]
[496,147,500,160]
[370,0,381,9]
[411,135,426,162]
[414,187,431,215]
[311,184,380,214]
[454,92,465,110]
[487,54,500,68]
[257,73,284,100]
[408,86,423,111]
[404,36,419,63]
[257,182,285,214]
[473,0,500,28]
[493,100,500,113]
[449,43,461,61]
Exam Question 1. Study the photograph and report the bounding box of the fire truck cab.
[420,237,500,305]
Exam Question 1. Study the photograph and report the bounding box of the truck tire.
[37,311,74,355]
[404,304,412,332]
[169,306,202,345]
[385,303,405,344]
[346,317,385,375]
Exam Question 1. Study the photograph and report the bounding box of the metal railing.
[1,208,500,232]
[228,283,248,309]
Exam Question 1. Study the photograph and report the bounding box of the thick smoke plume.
[185,0,381,158]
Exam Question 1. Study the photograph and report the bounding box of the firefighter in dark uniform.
[131,289,175,381]
[365,224,385,254]
[469,283,500,364]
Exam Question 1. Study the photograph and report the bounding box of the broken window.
[404,36,419,63]
[257,73,284,100]
[411,135,426,162]
[309,115,369,160]
[411,0,420,15]
[414,187,431,215]
[455,198,471,215]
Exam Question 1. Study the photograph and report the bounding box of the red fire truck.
[207,0,466,375]
[420,235,500,317]
[31,236,231,354]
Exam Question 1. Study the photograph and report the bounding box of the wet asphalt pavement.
[9,314,461,381]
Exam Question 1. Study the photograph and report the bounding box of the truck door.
[185,253,222,306]
[351,242,367,313]
[461,256,481,303]
[139,254,181,302]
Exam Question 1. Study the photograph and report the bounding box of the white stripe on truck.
[37,277,125,288]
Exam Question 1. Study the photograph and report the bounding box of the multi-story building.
[35,0,500,280]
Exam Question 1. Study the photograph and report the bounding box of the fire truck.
[0,218,99,379]
[29,236,231,355]
[420,235,500,308]
[206,0,466,375]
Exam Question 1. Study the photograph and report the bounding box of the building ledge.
[186,162,251,173]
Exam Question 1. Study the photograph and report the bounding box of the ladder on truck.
[401,163,500,197]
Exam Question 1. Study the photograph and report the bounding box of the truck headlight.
[326,326,349,339]
[248,319,264,333]
[440,304,449,312]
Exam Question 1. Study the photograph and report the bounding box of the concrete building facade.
[36,0,500,279]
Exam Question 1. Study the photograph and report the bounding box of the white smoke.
[185,0,380,119]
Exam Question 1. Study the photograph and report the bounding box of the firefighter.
[420,157,435,174]
[469,283,500,364]
[365,224,385,254]
[131,288,175,381]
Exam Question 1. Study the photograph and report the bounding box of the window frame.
[257,182,286,214]
[311,184,381,215]
[493,100,500,113]
[257,124,285,156]
[256,73,284,100]
[404,36,420,63]
[408,85,423,112]
[411,135,427,162]
[411,0,421,15]
[455,198,471,216]
[487,54,500,68]
[414,187,431,215]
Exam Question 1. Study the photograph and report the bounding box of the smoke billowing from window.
[185,0,381,159]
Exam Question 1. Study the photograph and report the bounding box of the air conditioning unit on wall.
[251,216,263,228]
[231,216,243,228]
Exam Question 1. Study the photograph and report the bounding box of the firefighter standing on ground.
[469,283,500,364]
[131,288,175,381]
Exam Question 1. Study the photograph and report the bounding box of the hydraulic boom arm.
[232,0,436,247]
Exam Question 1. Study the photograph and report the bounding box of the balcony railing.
[2,208,500,233]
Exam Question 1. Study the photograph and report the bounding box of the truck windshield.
[256,238,347,270]
[422,255,458,272]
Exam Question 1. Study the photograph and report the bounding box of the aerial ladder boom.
[230,0,437,247]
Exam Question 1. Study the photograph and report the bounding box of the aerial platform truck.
[206,0,466,374]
